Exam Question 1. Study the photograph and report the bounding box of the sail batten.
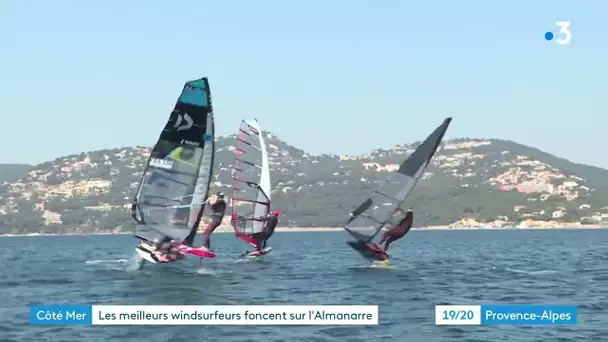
[238,139,261,150]
[230,119,271,238]
[344,117,452,243]
[131,78,215,246]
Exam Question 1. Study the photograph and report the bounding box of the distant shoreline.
[1,225,608,237]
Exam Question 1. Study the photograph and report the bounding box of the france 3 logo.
[544,21,571,45]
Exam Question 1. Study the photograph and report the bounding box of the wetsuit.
[151,237,184,261]
[252,214,278,250]
[158,243,185,262]
[378,211,413,252]
[155,236,172,250]
[202,199,226,249]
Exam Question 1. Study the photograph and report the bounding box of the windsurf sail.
[230,119,271,246]
[131,77,215,246]
[344,117,452,243]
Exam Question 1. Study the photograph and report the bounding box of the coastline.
[2,224,608,237]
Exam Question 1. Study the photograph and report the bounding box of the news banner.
[30,304,576,325]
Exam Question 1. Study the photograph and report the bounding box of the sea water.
[0,230,606,341]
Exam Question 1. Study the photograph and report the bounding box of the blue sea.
[1,229,607,342]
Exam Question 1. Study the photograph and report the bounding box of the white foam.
[196,267,217,275]
[85,258,129,265]
[505,268,558,275]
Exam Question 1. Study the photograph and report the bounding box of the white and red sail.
[230,119,272,248]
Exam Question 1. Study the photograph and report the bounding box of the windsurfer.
[198,192,227,251]
[251,210,280,252]
[149,239,185,262]
[375,209,414,252]
[154,236,173,250]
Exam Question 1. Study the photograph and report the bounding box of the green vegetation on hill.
[0,164,31,183]
[1,136,608,235]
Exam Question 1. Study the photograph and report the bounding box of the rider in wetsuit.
[199,192,227,251]
[377,209,414,252]
[251,210,280,252]
[149,236,185,262]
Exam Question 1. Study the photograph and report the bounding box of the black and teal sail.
[131,77,215,246]
[344,117,452,244]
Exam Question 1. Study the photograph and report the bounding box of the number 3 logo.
[555,21,572,45]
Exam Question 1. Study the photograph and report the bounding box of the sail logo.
[180,139,200,147]
[174,113,194,131]
[149,158,174,170]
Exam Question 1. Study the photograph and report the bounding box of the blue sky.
[1,1,606,167]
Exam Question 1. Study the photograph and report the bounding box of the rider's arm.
[258,215,272,222]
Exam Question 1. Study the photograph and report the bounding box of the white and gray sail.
[344,117,452,242]
[131,77,215,245]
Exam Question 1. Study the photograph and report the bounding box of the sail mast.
[184,86,215,246]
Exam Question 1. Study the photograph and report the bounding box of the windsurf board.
[175,245,217,258]
[346,240,390,262]
[135,243,178,264]
[135,241,215,264]
[239,246,272,260]
[371,259,391,268]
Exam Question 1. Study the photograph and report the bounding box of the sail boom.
[233,198,269,205]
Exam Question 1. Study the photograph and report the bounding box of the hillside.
[0,164,32,183]
[1,135,608,235]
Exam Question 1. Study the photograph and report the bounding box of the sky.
[1,1,606,168]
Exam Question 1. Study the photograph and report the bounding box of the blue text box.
[481,305,577,325]
[30,305,92,325]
